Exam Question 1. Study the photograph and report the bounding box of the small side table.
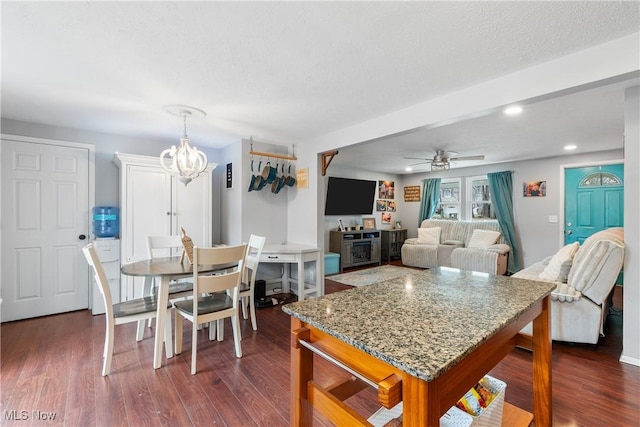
[381,229,407,263]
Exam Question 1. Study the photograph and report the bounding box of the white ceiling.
[2,2,639,173]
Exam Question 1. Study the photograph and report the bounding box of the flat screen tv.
[324,176,376,215]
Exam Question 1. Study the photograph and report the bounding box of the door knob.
[79,234,87,240]
[567,230,573,235]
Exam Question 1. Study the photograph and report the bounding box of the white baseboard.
[619,354,640,367]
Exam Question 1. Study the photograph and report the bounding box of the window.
[468,176,495,220]
[580,172,621,187]
[433,179,460,220]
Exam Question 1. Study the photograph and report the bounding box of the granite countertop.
[282,267,556,382]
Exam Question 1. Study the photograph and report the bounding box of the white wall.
[622,86,639,365]
[220,142,243,245]
[240,138,289,245]
[322,166,401,252]
[397,149,623,268]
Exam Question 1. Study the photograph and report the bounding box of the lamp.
[431,161,450,172]
[160,105,209,186]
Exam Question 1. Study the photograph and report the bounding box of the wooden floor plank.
[0,274,637,426]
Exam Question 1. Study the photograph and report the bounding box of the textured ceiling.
[1,1,639,172]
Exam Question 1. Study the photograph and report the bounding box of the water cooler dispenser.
[93,206,119,238]
[91,206,121,314]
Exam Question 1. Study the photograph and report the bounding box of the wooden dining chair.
[83,243,173,376]
[173,243,247,375]
[238,234,266,335]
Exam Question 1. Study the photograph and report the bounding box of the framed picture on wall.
[523,181,546,197]
[386,200,396,212]
[378,180,395,199]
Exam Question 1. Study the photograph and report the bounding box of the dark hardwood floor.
[1,270,638,426]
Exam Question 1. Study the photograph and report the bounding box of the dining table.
[120,256,238,369]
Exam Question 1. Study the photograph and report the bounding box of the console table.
[284,267,554,426]
[259,243,323,299]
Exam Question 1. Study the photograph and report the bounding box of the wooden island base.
[503,402,533,426]
[285,268,553,427]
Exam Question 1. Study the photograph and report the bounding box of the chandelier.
[160,105,208,186]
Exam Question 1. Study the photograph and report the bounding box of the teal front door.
[565,164,624,245]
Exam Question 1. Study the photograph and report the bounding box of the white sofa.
[513,227,624,344]
[401,219,510,275]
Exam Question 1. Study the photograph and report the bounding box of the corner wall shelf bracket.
[321,150,338,176]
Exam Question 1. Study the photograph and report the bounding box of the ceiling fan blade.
[403,156,431,160]
[449,155,485,161]
[408,161,431,166]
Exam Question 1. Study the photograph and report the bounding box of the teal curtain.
[418,178,441,225]
[487,171,521,274]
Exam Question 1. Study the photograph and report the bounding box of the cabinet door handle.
[166,212,171,216]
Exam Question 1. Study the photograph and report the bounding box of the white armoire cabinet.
[114,153,216,300]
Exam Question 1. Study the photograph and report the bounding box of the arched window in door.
[579,172,622,187]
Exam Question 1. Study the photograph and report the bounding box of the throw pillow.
[467,229,501,248]
[539,242,580,282]
[417,227,441,245]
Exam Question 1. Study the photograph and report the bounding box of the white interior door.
[1,138,91,322]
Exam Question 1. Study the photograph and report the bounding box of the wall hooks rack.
[249,137,297,161]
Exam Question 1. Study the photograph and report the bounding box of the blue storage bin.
[325,252,340,275]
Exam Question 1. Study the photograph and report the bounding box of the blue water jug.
[93,206,119,238]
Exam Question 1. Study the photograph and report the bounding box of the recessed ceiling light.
[405,166,413,172]
[564,144,577,150]
[504,106,523,115]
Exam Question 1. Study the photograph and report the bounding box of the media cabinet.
[329,230,381,272]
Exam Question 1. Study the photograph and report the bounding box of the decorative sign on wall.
[404,185,421,202]
[296,168,309,188]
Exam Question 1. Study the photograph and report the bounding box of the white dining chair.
[83,243,173,376]
[173,243,247,375]
[137,235,196,336]
[238,234,266,335]
[145,235,194,299]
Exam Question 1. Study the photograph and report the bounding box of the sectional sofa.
[401,219,510,275]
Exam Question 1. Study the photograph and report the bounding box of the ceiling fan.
[404,150,485,171]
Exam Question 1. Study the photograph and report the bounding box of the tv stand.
[330,230,381,272]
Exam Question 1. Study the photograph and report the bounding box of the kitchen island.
[283,266,555,426]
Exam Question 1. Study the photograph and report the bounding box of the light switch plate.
[548,215,558,223]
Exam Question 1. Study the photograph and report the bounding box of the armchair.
[513,228,624,344]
